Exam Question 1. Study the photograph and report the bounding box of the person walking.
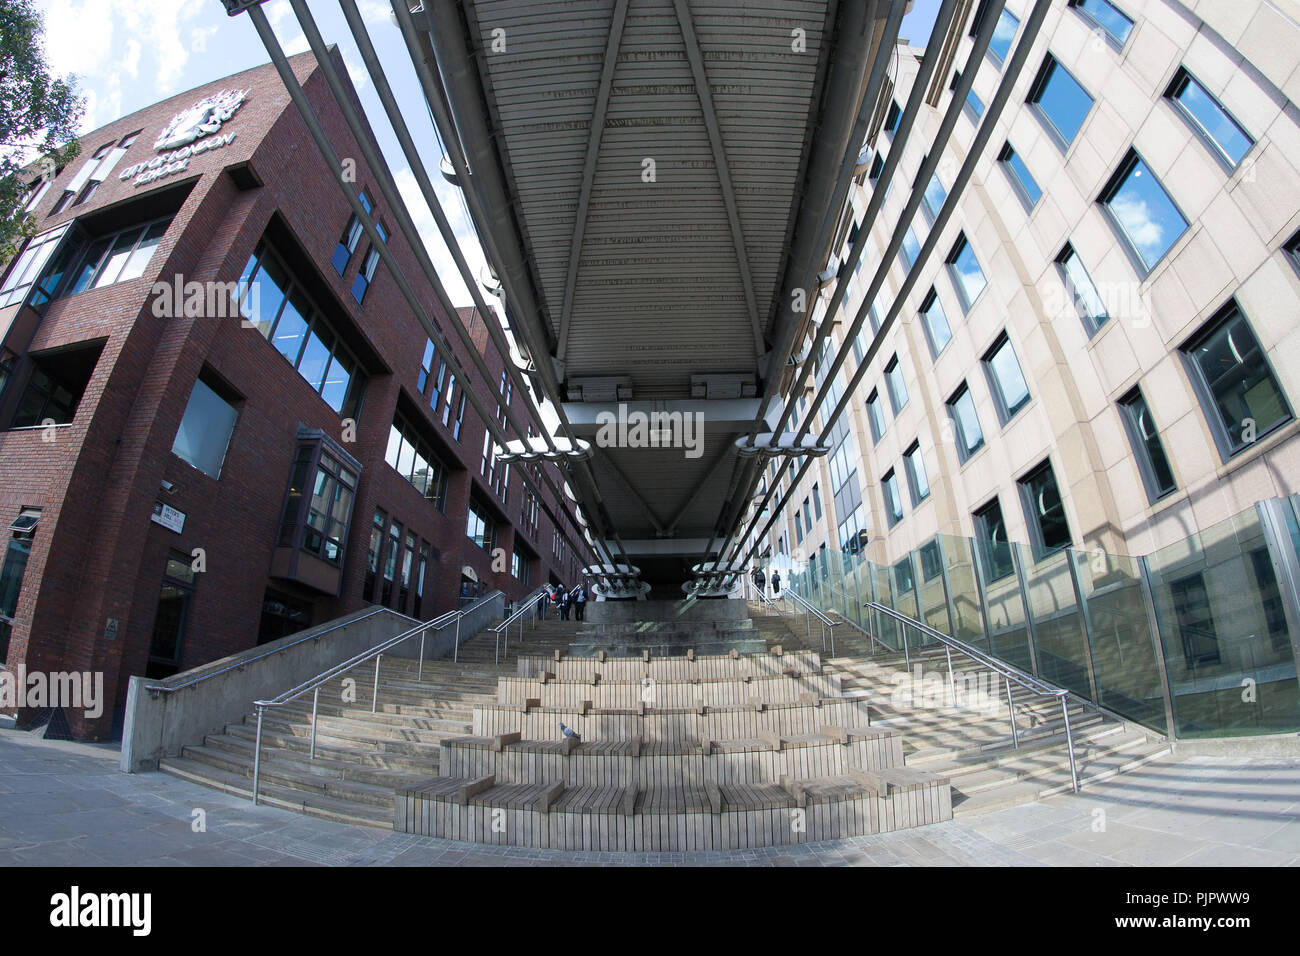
[536,585,550,620]
[771,568,782,595]
[558,585,572,621]
[751,566,766,599]
[572,581,587,621]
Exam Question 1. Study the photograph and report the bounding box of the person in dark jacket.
[536,585,550,620]
[572,582,587,621]
[558,585,572,620]
[751,566,766,598]
[771,569,782,595]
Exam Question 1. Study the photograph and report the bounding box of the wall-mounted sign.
[151,501,186,535]
[119,89,248,188]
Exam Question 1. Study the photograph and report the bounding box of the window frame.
[1026,54,1094,151]
[945,232,988,313]
[881,468,904,528]
[884,355,909,415]
[1163,66,1255,172]
[1098,149,1189,277]
[998,141,1042,211]
[1177,300,1293,461]
[946,382,985,463]
[919,286,954,359]
[1116,387,1178,504]
[1067,0,1134,51]
[1016,458,1073,560]
[1055,242,1109,336]
[903,441,930,507]
[981,331,1032,425]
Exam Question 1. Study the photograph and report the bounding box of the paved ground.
[1,730,1297,866]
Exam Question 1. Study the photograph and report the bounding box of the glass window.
[351,244,380,304]
[466,500,495,552]
[241,242,367,417]
[1018,460,1071,558]
[387,414,449,509]
[1028,56,1093,148]
[1165,68,1253,168]
[1056,243,1108,335]
[989,7,1020,65]
[893,555,914,594]
[919,287,953,358]
[1180,301,1291,458]
[1069,0,1133,48]
[11,343,103,428]
[982,332,1031,423]
[999,142,1042,208]
[1118,388,1177,502]
[922,172,947,223]
[332,213,363,276]
[882,469,904,527]
[947,384,985,461]
[973,497,1015,582]
[946,233,987,311]
[147,553,196,678]
[866,388,888,442]
[1100,151,1188,273]
[884,355,909,414]
[1170,573,1220,666]
[171,375,238,479]
[364,509,385,602]
[903,442,930,506]
[900,225,921,270]
[882,100,901,137]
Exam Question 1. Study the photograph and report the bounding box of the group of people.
[536,581,588,621]
[750,566,781,597]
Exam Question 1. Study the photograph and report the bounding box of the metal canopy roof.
[415,0,896,585]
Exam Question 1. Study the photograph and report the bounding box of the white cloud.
[122,38,142,79]
[1108,193,1164,257]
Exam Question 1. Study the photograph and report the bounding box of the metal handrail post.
[371,654,382,714]
[1062,695,1079,793]
[945,646,955,708]
[454,615,462,664]
[829,624,835,657]
[252,705,264,806]
[1006,675,1019,748]
[418,626,426,682]
[903,621,911,670]
[309,687,320,760]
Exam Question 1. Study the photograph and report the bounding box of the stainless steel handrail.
[753,585,840,656]
[246,590,503,805]
[489,584,552,664]
[865,601,1079,792]
[143,606,401,694]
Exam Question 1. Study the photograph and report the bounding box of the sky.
[33,0,489,309]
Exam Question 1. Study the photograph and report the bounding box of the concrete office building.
[760,0,1300,736]
[0,50,587,740]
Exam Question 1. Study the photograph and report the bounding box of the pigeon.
[560,722,581,741]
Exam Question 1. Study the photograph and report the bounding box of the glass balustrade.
[787,496,1300,738]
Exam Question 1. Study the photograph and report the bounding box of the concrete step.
[245,711,467,748]
[159,756,390,828]
[205,729,439,776]
[226,721,448,761]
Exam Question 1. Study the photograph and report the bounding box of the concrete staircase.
[747,602,1172,817]
[159,601,1170,840]
[159,617,581,827]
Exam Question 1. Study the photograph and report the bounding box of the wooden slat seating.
[394,637,953,850]
[438,728,902,788]
[471,697,873,742]
[495,672,843,709]
[515,649,822,681]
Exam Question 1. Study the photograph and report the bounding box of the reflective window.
[900,225,921,270]
[866,388,888,442]
[1028,55,1093,148]
[919,287,953,358]
[1069,0,1133,47]
[1180,301,1291,458]
[982,333,1031,423]
[973,497,1015,582]
[171,374,238,479]
[999,142,1041,208]
[988,7,1020,65]
[884,355,909,414]
[1118,388,1177,502]
[946,233,987,311]
[903,442,930,506]
[882,469,904,527]
[1018,460,1072,558]
[1056,243,1108,335]
[1100,151,1188,274]
[1165,68,1253,168]
[947,384,985,462]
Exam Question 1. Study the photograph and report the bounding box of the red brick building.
[0,50,587,740]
